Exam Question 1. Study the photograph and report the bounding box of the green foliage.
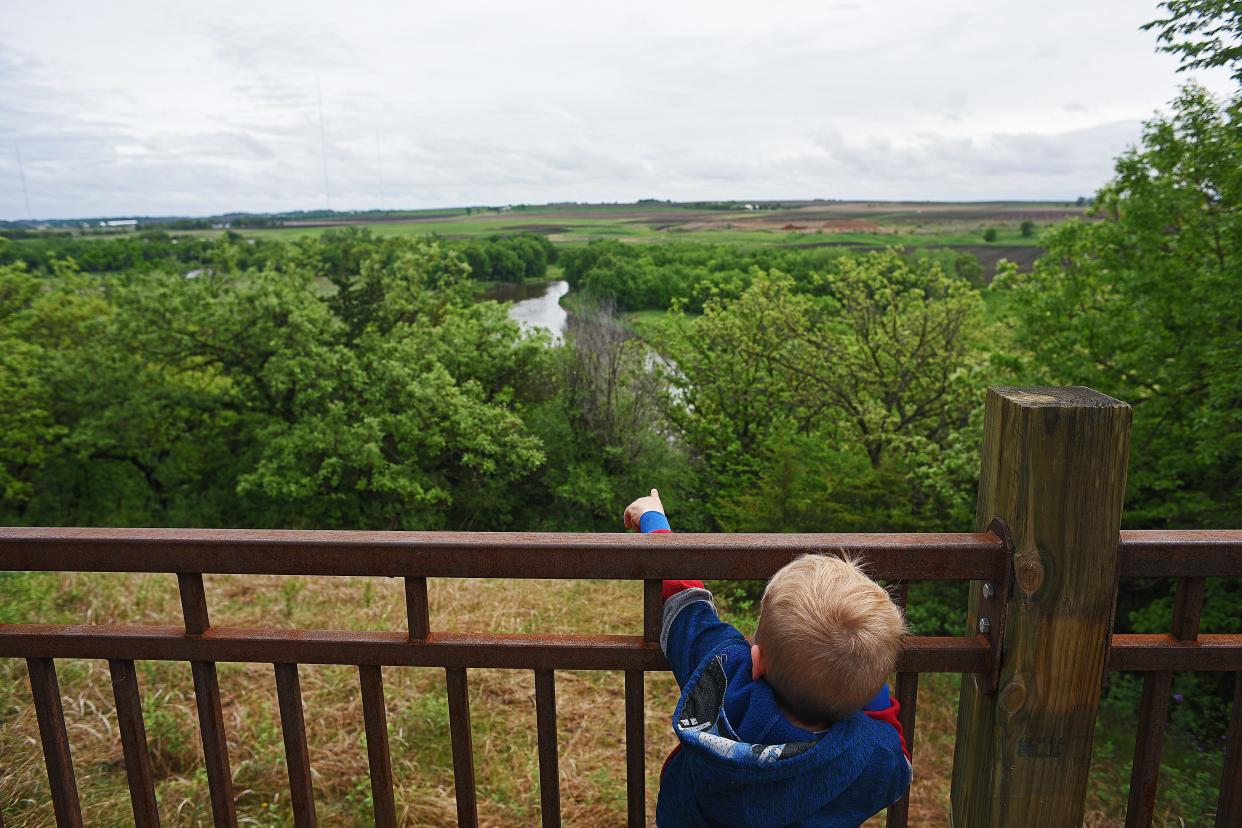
[996,84,1241,529]
[453,233,555,282]
[0,261,111,513]
[0,230,285,275]
[1,232,552,529]
[560,240,859,312]
[982,227,998,242]
[1019,219,1036,238]
[1145,0,1242,82]
[0,571,58,625]
[657,252,988,614]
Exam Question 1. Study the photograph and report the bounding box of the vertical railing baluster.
[885,580,914,828]
[405,577,429,641]
[358,665,397,828]
[629,576,660,828]
[178,572,211,634]
[177,572,237,827]
[897,673,919,758]
[1215,671,1242,827]
[274,663,317,827]
[26,657,83,828]
[642,580,662,646]
[445,668,478,828]
[624,670,645,828]
[1127,675,1171,828]
[1125,576,1204,827]
[885,672,920,828]
[534,669,561,828]
[108,658,160,827]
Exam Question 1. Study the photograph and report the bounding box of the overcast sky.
[1,0,1234,219]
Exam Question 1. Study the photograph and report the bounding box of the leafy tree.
[800,251,986,482]
[661,251,986,533]
[1020,219,1036,238]
[487,245,525,282]
[658,254,985,625]
[997,84,1240,529]
[982,228,998,242]
[0,263,106,512]
[2,236,555,530]
[1144,0,1242,82]
[954,251,985,287]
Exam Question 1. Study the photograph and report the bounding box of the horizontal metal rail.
[1118,529,1242,577]
[0,626,992,673]
[0,527,1007,580]
[3,528,1235,579]
[1109,634,1242,671]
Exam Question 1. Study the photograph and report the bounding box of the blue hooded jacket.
[655,585,912,827]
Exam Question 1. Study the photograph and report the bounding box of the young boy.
[624,489,911,827]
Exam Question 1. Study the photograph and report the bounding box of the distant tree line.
[560,240,986,311]
[452,233,557,282]
[0,229,556,284]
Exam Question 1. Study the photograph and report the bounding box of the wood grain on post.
[950,387,1131,827]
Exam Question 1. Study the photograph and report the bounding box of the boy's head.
[752,554,907,725]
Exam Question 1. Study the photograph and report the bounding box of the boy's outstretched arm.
[623,490,745,686]
[622,488,701,594]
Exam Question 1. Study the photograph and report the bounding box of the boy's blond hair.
[754,554,907,724]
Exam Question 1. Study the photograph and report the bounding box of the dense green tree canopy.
[997,84,1241,528]
[0,234,553,529]
[659,250,986,534]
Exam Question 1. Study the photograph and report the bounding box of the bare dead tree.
[564,297,667,463]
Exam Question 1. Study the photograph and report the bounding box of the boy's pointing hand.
[623,488,665,531]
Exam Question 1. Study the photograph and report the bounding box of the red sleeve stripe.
[662,579,706,601]
[863,699,910,760]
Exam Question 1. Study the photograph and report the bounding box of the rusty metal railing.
[0,527,1239,827]
[1113,530,1242,827]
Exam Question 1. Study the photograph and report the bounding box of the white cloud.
[0,0,1235,218]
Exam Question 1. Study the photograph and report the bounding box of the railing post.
[950,386,1131,827]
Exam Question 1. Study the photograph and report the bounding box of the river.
[480,280,569,343]
[482,278,683,398]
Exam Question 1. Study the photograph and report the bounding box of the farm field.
[191,200,1084,259]
[161,200,1084,283]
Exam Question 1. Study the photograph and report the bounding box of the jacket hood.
[664,652,909,827]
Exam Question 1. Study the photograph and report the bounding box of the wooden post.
[950,387,1131,827]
